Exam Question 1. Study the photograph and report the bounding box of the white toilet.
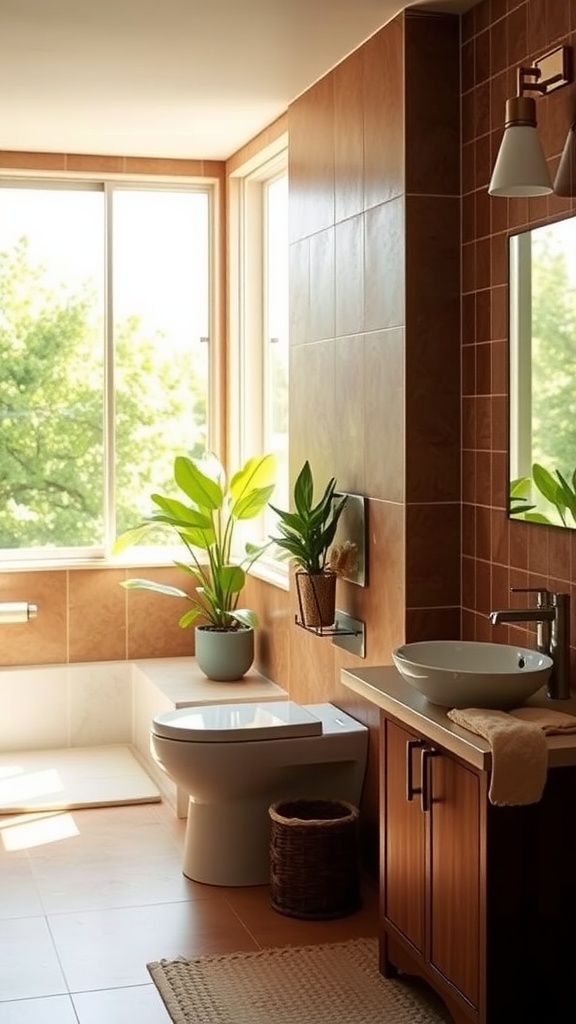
[150,700,368,886]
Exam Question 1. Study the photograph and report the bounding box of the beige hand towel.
[509,707,576,733]
[447,707,549,806]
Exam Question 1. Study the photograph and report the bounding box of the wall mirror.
[509,214,576,530]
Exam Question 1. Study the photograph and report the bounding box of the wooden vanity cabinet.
[380,711,576,1024]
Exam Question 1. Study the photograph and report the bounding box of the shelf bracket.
[332,610,365,657]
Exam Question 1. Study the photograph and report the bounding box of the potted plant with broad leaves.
[269,460,351,629]
[114,452,276,681]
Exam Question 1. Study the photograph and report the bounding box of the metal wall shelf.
[295,610,365,658]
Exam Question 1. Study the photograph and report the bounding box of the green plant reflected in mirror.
[509,214,576,529]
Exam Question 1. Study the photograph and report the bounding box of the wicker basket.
[269,798,361,920]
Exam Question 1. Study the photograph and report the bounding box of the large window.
[263,173,289,522]
[228,141,289,573]
[0,179,212,559]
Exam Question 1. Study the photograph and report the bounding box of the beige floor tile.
[0,995,78,1023]
[242,907,379,949]
[1,799,382,1008]
[25,814,199,910]
[0,808,93,846]
[0,856,44,920]
[25,812,211,914]
[48,898,259,991]
[145,799,188,846]
[32,852,203,914]
[0,917,66,1001]
[221,878,380,948]
[35,851,207,917]
[73,983,171,1024]
[66,803,162,830]
[26,815,178,861]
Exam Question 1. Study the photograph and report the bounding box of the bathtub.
[0,657,287,815]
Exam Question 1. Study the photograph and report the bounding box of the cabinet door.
[382,718,426,953]
[429,751,481,1008]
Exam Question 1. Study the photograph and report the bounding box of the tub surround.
[341,664,576,769]
[0,660,134,753]
[0,657,288,818]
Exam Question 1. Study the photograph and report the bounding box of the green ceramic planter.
[194,625,255,681]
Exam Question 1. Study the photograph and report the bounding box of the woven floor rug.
[147,937,452,1024]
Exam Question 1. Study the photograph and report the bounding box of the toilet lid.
[151,700,323,742]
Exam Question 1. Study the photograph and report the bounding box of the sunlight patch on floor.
[0,809,80,851]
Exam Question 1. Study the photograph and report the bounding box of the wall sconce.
[488,46,573,198]
[554,122,576,196]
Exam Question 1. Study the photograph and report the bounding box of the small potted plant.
[269,460,349,628]
[114,452,276,680]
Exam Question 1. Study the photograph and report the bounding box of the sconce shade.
[488,96,553,197]
[553,123,576,196]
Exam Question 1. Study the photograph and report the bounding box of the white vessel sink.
[391,640,552,709]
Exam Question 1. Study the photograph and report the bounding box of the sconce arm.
[517,66,545,97]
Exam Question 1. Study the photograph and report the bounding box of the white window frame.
[227,136,289,588]
[0,169,221,568]
[508,230,532,483]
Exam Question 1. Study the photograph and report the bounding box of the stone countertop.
[341,664,576,771]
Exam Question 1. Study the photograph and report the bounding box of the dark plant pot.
[295,571,337,628]
[194,625,255,681]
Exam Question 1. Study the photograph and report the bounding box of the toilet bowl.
[150,700,368,886]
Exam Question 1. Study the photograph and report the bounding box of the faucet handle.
[510,586,552,607]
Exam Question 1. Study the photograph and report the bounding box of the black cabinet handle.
[406,738,425,801]
[420,747,439,813]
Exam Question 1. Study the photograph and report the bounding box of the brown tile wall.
[286,7,461,672]
[275,10,461,860]
[461,0,576,671]
[0,564,196,666]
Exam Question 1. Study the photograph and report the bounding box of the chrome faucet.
[488,588,571,700]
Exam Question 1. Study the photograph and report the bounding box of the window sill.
[0,554,290,589]
[249,558,289,591]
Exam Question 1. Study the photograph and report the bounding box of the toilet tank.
[300,702,368,803]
